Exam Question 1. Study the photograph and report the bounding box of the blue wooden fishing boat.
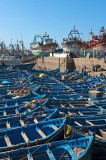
[0,93,45,106]
[0,96,48,118]
[0,108,58,131]
[66,116,106,156]
[0,84,41,101]
[65,126,106,159]
[66,116,106,128]
[0,118,66,152]
[0,136,94,160]
[67,108,106,116]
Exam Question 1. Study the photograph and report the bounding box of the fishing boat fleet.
[0,66,105,159]
[30,26,106,57]
[0,26,106,59]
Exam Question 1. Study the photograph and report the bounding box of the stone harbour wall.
[1,56,105,77]
[33,57,106,76]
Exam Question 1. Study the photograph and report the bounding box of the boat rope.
[59,149,67,160]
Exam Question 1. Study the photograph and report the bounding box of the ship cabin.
[43,38,53,45]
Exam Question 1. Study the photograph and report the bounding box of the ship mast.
[99,27,106,35]
[9,38,15,56]
[20,40,24,56]
[87,29,94,42]
[68,25,83,39]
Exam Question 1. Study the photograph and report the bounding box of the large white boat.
[30,32,58,56]
[61,26,83,53]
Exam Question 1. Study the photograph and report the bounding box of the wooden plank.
[5,136,12,146]
[68,111,73,115]
[33,119,38,123]
[100,130,106,139]
[3,111,6,116]
[86,120,94,126]
[95,134,104,140]
[6,122,11,129]
[21,132,29,142]
[61,104,65,108]
[52,125,58,131]
[78,111,83,115]
[37,129,46,138]
[69,104,75,108]
[42,114,46,117]
[20,120,25,127]
[74,121,82,126]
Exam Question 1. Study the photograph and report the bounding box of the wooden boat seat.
[15,109,19,115]
[37,129,46,138]
[69,104,75,108]
[33,119,38,123]
[78,111,83,115]
[4,135,12,146]
[74,121,82,126]
[21,132,29,142]
[100,130,106,139]
[6,122,11,129]
[20,120,25,127]
[95,134,104,140]
[52,125,58,131]
[61,104,66,108]
[86,120,94,126]
[46,147,56,160]
[68,111,73,115]
[42,114,46,117]
[3,111,6,116]
[85,104,91,106]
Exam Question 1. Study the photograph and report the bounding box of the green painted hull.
[32,51,50,57]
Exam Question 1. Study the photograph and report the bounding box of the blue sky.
[0,0,106,49]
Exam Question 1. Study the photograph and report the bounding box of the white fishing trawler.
[30,32,58,56]
[61,26,83,53]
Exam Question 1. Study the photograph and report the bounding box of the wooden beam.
[21,132,29,142]
[5,135,12,146]
[37,129,46,138]
[95,134,104,140]
[3,111,6,116]
[6,122,11,129]
[86,120,94,126]
[52,125,58,131]
[74,121,82,126]
[69,104,75,108]
[68,111,73,115]
[20,120,25,127]
[78,111,83,115]
[33,119,38,123]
